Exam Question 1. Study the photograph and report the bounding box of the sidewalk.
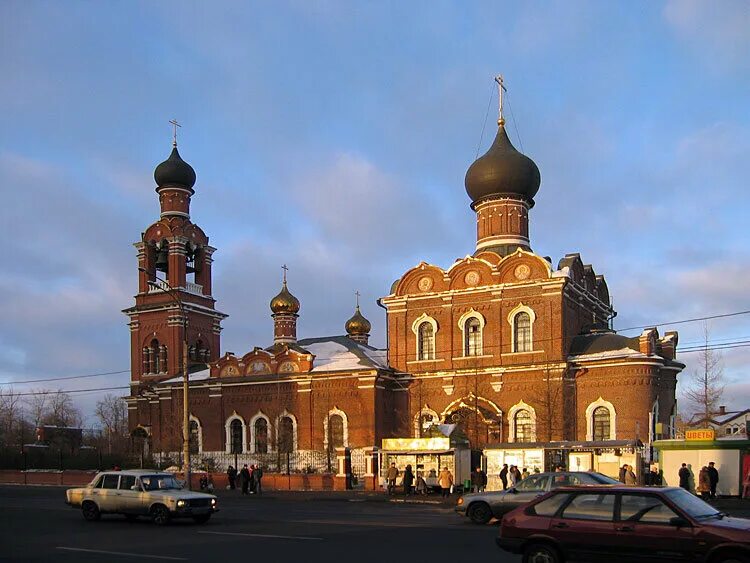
[211,487,455,506]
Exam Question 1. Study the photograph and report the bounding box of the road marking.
[56,547,187,560]
[198,531,323,541]
[290,518,436,528]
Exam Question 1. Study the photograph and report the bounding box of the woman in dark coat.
[239,464,250,495]
[403,464,414,496]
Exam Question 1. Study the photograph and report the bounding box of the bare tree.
[95,394,128,454]
[25,389,50,428]
[683,324,725,424]
[527,364,564,443]
[0,387,24,446]
[25,389,82,428]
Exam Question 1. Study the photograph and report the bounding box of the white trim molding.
[507,400,537,443]
[507,303,536,353]
[275,409,298,452]
[188,413,203,454]
[585,397,617,441]
[249,410,272,454]
[411,313,438,361]
[323,406,349,449]
[413,405,440,437]
[457,308,486,357]
[224,411,248,454]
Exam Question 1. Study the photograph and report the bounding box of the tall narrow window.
[464,317,482,356]
[418,322,435,360]
[592,407,611,441]
[513,312,532,352]
[514,409,533,442]
[328,414,344,449]
[188,420,200,454]
[150,339,160,373]
[278,416,294,454]
[254,418,268,454]
[230,419,243,454]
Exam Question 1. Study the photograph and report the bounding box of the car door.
[502,475,551,513]
[548,492,619,562]
[95,473,121,512]
[616,493,698,561]
[117,475,145,514]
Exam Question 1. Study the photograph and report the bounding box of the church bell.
[155,247,169,272]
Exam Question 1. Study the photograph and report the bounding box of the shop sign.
[685,429,715,441]
[381,437,450,451]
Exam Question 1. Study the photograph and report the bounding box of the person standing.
[499,464,509,490]
[239,464,250,495]
[678,463,690,491]
[619,464,628,483]
[624,464,637,485]
[698,466,711,499]
[509,465,520,487]
[227,465,237,490]
[403,464,414,496]
[386,463,399,495]
[249,464,257,494]
[471,466,487,493]
[254,465,264,495]
[521,467,530,480]
[707,462,719,499]
[439,466,453,498]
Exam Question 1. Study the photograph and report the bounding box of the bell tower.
[124,133,227,386]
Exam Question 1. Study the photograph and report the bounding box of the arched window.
[514,409,533,442]
[327,414,344,450]
[418,322,435,360]
[254,418,268,454]
[188,420,200,454]
[513,312,532,352]
[464,317,482,356]
[278,416,294,454]
[592,407,610,441]
[150,339,160,373]
[229,419,243,454]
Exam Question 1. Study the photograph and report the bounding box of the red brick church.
[126,93,684,479]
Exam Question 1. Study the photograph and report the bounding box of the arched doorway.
[442,396,502,450]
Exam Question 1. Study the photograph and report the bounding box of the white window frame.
[323,407,349,450]
[275,410,298,452]
[458,309,485,357]
[413,405,440,437]
[224,412,247,454]
[411,313,438,361]
[585,397,617,441]
[507,304,536,353]
[249,411,272,454]
[507,400,537,443]
[188,413,203,454]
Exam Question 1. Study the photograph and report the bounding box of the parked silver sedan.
[455,471,619,524]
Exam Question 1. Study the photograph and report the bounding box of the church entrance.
[442,396,502,450]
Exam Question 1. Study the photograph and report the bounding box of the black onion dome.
[270,282,300,314]
[345,306,371,336]
[154,147,196,189]
[465,124,540,206]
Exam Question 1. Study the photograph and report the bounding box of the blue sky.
[1,0,749,424]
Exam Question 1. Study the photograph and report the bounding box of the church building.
[125,89,684,481]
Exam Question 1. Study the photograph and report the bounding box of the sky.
[1,0,749,426]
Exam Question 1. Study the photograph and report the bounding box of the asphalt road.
[0,486,520,563]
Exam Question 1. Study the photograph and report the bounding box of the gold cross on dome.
[494,75,507,125]
[355,290,361,308]
[169,119,181,147]
[281,264,288,284]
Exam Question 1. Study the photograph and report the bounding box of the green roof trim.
[654,439,750,451]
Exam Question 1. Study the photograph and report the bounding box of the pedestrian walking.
[619,464,628,483]
[521,467,530,481]
[403,464,414,495]
[439,466,453,497]
[239,464,250,495]
[415,472,427,495]
[509,465,521,487]
[678,463,690,491]
[499,464,508,490]
[624,464,637,485]
[227,465,237,490]
[698,466,711,499]
[386,463,399,495]
[707,462,719,499]
[471,466,487,493]
[254,465,263,495]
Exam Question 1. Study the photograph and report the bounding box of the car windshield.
[140,475,182,491]
[664,488,721,519]
[586,473,619,484]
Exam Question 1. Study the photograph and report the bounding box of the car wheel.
[81,501,100,522]
[193,514,211,524]
[151,504,171,526]
[468,502,493,525]
[523,543,561,563]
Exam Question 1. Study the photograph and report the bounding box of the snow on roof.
[713,410,750,425]
[551,266,570,278]
[298,336,389,372]
[161,368,211,384]
[568,347,649,361]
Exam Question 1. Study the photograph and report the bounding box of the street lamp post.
[139,268,192,490]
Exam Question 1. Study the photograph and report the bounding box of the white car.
[65,470,218,525]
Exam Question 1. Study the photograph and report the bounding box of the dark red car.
[497,485,750,563]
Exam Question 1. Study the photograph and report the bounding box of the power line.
[616,309,750,333]
[0,369,130,386]
[10,386,130,397]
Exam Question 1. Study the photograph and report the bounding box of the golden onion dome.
[270,282,300,314]
[345,306,371,335]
